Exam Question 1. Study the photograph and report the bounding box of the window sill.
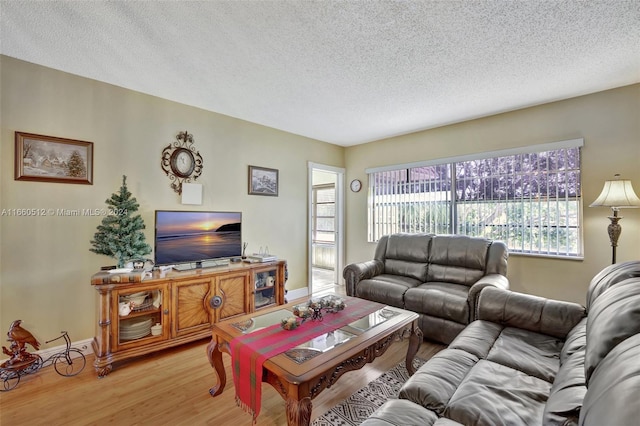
[509,252,584,261]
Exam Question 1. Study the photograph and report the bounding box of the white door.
[308,163,344,295]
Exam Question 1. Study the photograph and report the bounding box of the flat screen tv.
[154,210,242,266]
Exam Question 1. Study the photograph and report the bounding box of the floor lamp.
[589,174,640,264]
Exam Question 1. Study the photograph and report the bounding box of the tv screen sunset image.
[155,211,241,265]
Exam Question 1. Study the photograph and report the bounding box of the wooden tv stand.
[91,260,287,377]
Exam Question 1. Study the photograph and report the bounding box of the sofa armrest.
[343,260,384,296]
[467,274,510,322]
[477,286,586,339]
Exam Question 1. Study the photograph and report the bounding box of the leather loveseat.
[361,261,640,426]
[343,233,509,344]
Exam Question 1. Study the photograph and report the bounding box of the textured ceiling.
[1,1,639,146]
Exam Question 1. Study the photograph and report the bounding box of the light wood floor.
[0,337,444,426]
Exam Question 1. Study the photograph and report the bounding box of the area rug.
[311,357,426,426]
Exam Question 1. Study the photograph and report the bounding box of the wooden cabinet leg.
[207,338,226,396]
[286,396,312,426]
[405,321,423,375]
[95,363,112,378]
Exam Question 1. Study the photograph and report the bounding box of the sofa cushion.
[444,359,551,426]
[486,327,563,382]
[584,278,640,382]
[427,235,491,286]
[448,320,503,359]
[542,348,586,426]
[382,233,432,281]
[404,282,470,323]
[585,260,640,310]
[399,348,479,416]
[560,318,587,365]
[384,259,428,283]
[356,274,421,308]
[417,315,467,346]
[579,333,640,426]
[360,399,440,426]
[477,286,586,339]
[550,349,586,394]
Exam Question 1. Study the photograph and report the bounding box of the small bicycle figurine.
[1,321,86,392]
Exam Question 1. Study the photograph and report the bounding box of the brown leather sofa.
[343,233,509,344]
[361,261,640,426]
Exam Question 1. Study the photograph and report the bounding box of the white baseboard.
[286,287,309,301]
[0,337,94,364]
[287,286,348,301]
[39,337,94,359]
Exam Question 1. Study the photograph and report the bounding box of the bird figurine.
[2,320,40,366]
[7,320,40,351]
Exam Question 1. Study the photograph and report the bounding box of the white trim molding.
[366,138,584,173]
[0,338,94,365]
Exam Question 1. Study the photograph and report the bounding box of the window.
[312,184,336,244]
[367,139,583,257]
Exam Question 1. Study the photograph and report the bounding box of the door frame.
[308,162,345,294]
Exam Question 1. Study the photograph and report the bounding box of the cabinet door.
[173,278,214,337]
[215,272,249,320]
[112,283,170,352]
[253,266,279,310]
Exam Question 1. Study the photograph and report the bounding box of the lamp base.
[606,210,622,264]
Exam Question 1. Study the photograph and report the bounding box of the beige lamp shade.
[589,179,640,209]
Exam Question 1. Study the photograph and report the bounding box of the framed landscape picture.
[15,132,93,184]
[248,165,278,196]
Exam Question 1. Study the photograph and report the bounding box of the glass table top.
[231,309,292,333]
[342,307,400,333]
[230,301,405,363]
[284,328,356,363]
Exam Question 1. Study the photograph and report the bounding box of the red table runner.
[230,297,384,422]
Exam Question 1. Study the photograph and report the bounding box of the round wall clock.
[350,179,362,192]
[170,148,196,178]
[161,131,203,195]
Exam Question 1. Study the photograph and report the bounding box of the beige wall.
[345,84,640,305]
[0,56,343,345]
[2,55,638,348]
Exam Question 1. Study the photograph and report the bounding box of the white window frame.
[312,183,336,244]
[366,139,584,259]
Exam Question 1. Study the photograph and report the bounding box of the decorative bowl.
[281,316,301,331]
[125,291,149,306]
[150,323,162,336]
[310,295,346,312]
[292,305,312,320]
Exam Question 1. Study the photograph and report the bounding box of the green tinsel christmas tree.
[90,175,152,268]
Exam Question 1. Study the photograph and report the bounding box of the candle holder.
[282,296,347,330]
[294,296,346,323]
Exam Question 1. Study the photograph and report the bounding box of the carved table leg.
[207,337,226,396]
[286,396,312,426]
[405,321,423,375]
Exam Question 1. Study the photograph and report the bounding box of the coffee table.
[206,294,422,426]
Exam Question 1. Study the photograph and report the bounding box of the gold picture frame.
[248,165,278,196]
[15,132,93,185]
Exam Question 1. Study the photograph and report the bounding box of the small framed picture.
[15,132,93,185]
[248,165,278,196]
